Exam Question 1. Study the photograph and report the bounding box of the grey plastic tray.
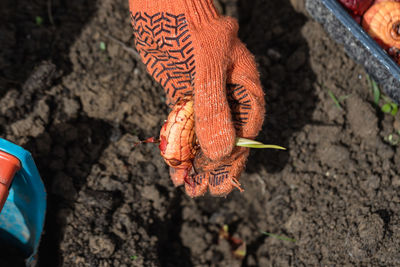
[306,0,400,104]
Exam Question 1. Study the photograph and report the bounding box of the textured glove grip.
[129,0,219,25]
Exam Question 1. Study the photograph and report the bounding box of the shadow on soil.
[237,0,317,265]
[0,0,98,96]
[1,0,102,265]
[238,0,317,174]
[152,191,193,267]
[24,118,112,266]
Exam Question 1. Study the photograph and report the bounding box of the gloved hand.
[129,0,265,197]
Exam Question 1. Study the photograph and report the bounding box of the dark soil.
[1,0,400,266]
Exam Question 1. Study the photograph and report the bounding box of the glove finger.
[194,60,236,162]
[227,41,265,139]
[184,172,209,198]
[185,147,249,197]
[169,167,189,187]
[206,148,248,196]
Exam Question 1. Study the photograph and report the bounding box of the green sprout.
[367,75,381,106]
[327,90,350,110]
[381,102,398,116]
[384,131,400,146]
[235,137,286,150]
[35,16,43,26]
[99,41,107,51]
[367,75,398,116]
[130,255,138,260]
[328,90,342,109]
[261,231,296,242]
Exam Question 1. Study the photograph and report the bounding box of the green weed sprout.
[35,16,43,26]
[385,131,400,146]
[327,90,350,110]
[381,102,398,116]
[367,75,399,116]
[328,90,342,109]
[130,255,138,260]
[367,75,381,106]
[261,231,296,242]
[99,41,107,51]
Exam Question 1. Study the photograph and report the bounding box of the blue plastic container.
[306,0,400,104]
[0,138,46,266]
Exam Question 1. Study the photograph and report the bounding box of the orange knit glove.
[129,0,265,197]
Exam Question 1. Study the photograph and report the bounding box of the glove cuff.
[129,0,220,26]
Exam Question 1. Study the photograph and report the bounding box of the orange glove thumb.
[191,17,241,162]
